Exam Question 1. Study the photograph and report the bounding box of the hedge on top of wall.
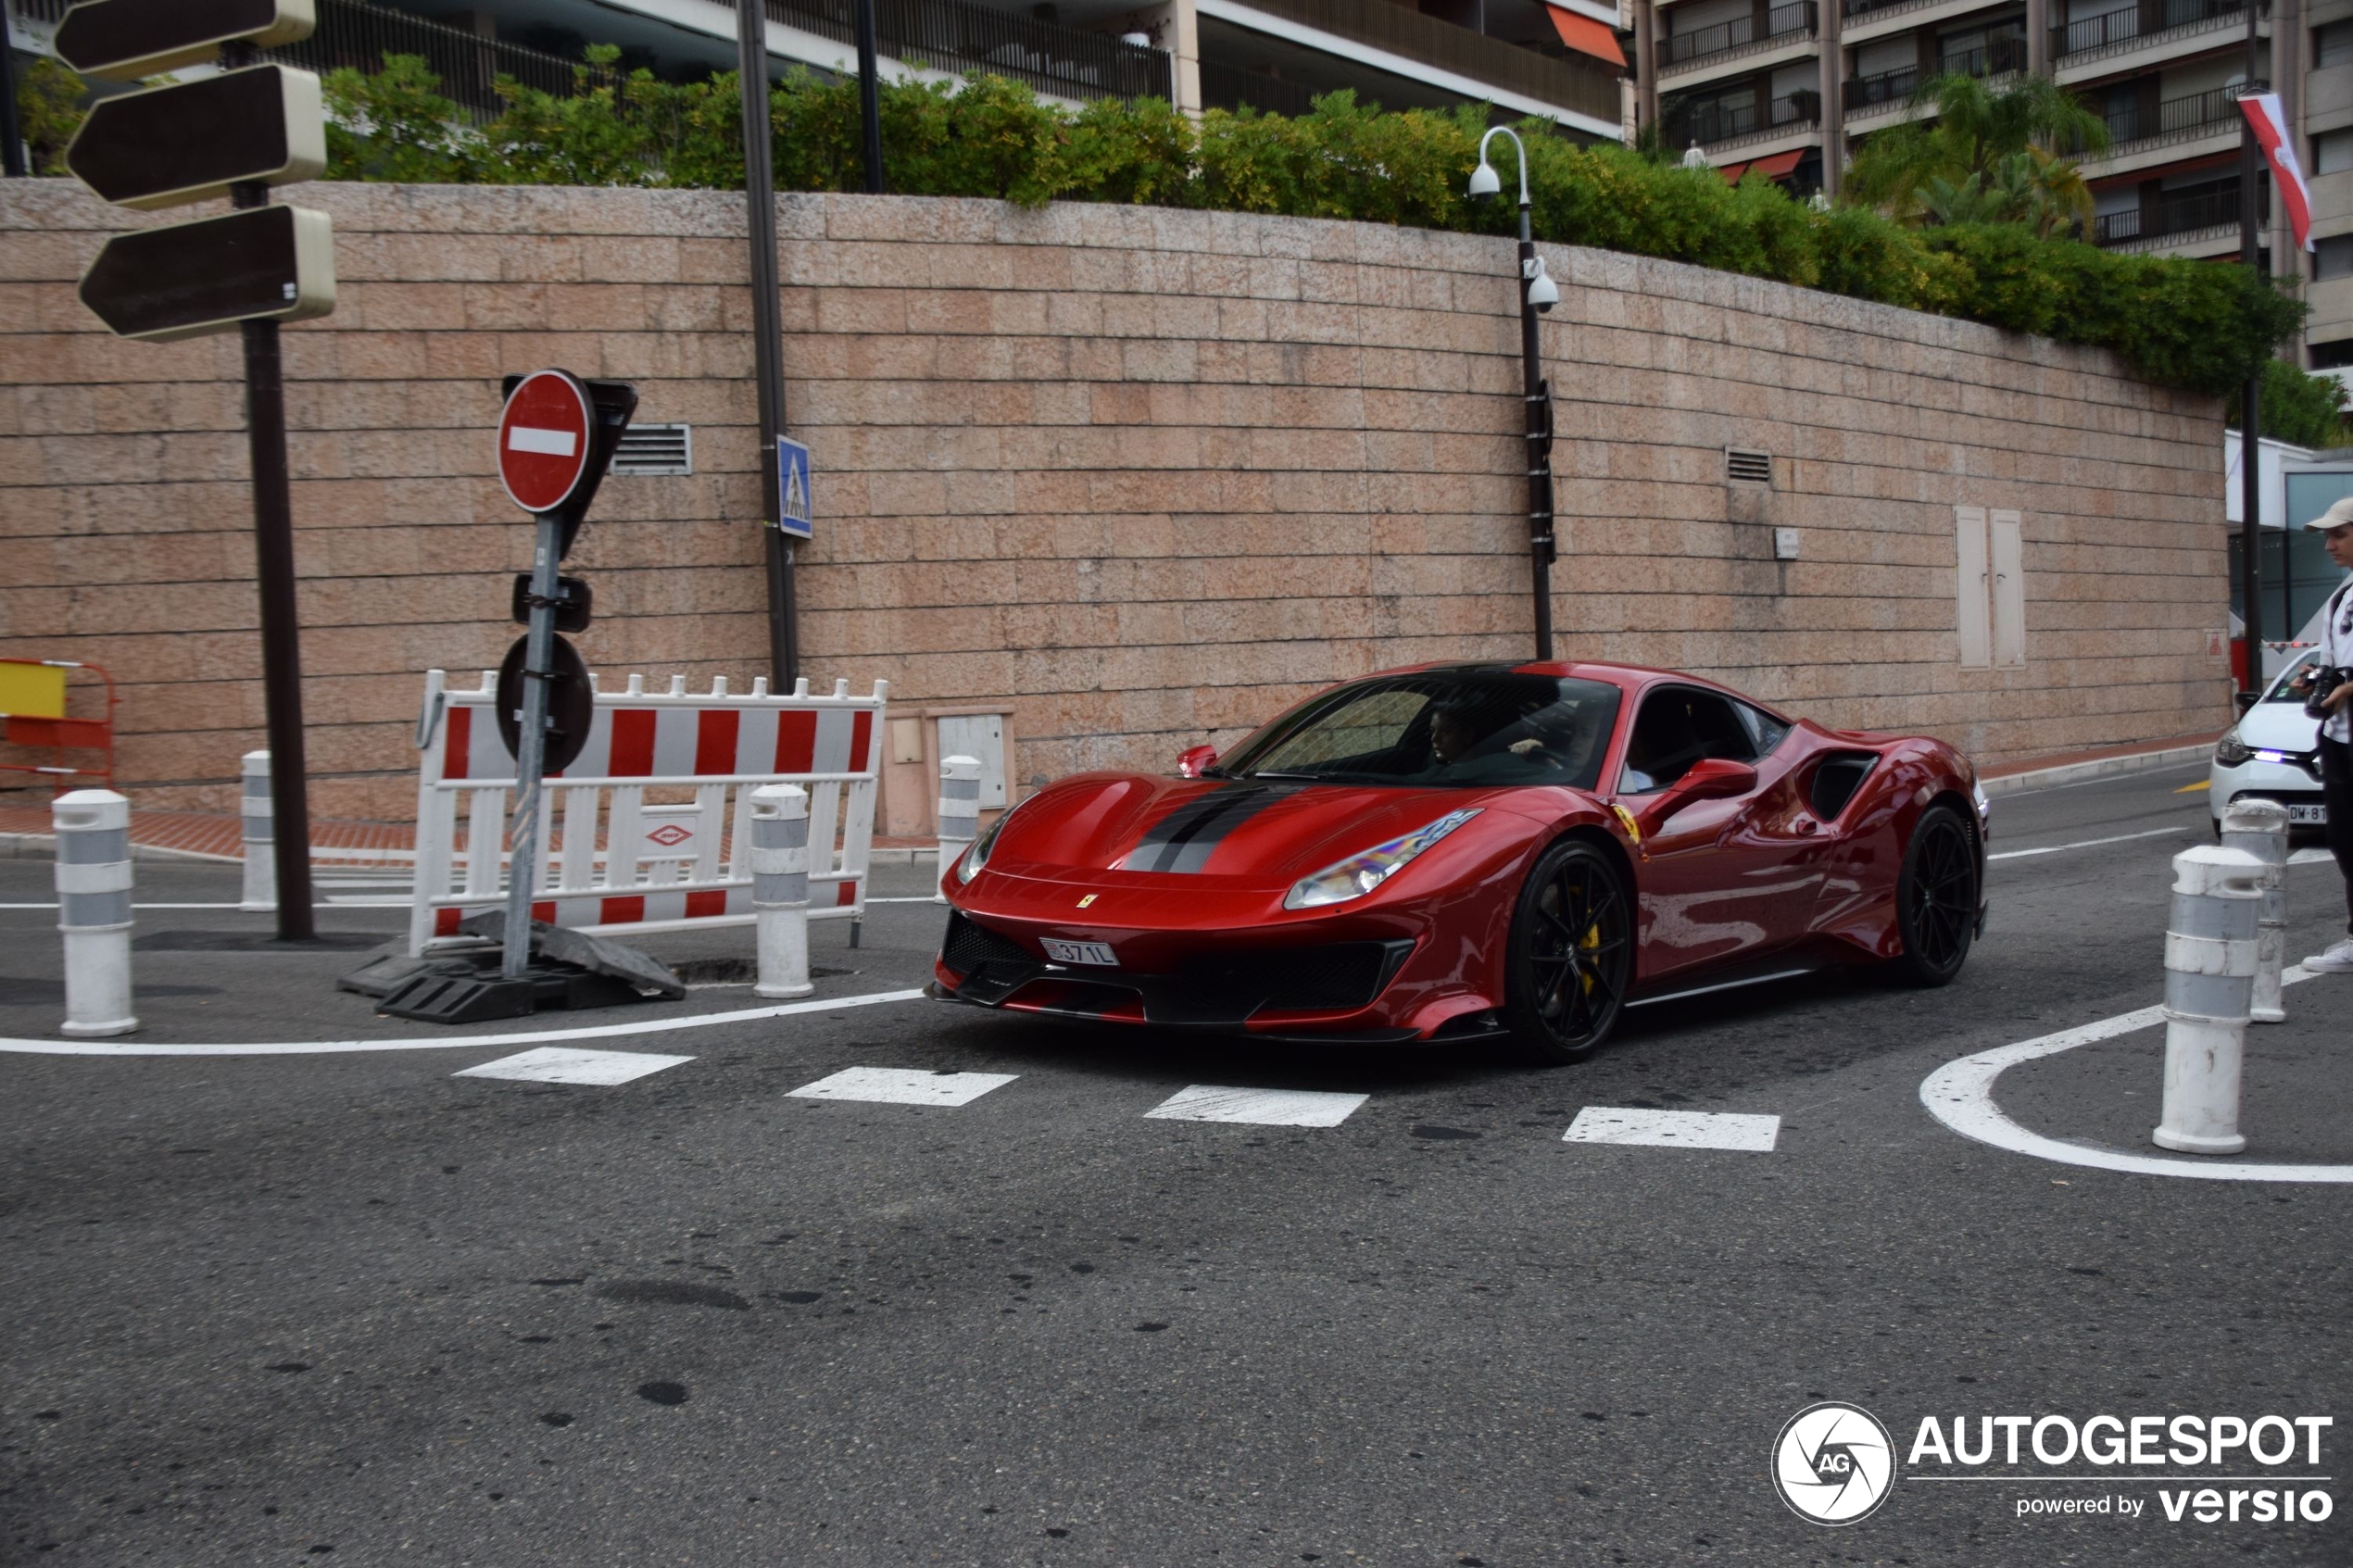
[28,46,2314,400]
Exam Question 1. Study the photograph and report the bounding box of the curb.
[1979,743,2212,799]
[0,832,239,865]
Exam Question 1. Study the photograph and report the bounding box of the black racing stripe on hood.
[1121,784,1303,874]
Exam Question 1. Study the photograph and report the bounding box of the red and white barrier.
[406,669,887,957]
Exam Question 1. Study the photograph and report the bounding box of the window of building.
[2319,235,2353,283]
[2315,129,2353,177]
[2315,19,2353,67]
[2311,338,2353,372]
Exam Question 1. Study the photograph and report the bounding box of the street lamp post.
[1468,128,1561,662]
[2233,2,2265,693]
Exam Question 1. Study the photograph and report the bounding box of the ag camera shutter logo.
[1773,1402,1896,1524]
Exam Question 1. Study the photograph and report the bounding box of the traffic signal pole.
[2235,0,2263,695]
[227,36,315,941]
[501,509,563,978]
[736,0,799,689]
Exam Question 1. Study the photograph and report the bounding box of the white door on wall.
[1990,509,2027,668]
[1955,506,1992,669]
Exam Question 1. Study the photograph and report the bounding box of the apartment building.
[1629,0,2353,378]
[4,0,1625,142]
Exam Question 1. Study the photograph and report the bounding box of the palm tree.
[1843,73,2109,232]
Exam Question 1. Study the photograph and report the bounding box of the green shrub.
[293,51,2309,396]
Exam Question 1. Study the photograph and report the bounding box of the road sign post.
[492,370,636,982]
[59,0,337,943]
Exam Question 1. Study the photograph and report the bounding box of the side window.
[1617,688,1756,795]
[1736,701,1791,756]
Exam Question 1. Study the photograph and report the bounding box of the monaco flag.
[2238,93,2315,252]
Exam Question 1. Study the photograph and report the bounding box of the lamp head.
[1467,159,1501,200]
[1526,259,1559,313]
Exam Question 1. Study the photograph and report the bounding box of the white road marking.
[1563,1107,1780,1151]
[507,425,577,456]
[1987,826,2196,861]
[1142,1085,1368,1127]
[1917,966,2353,1183]
[0,987,926,1057]
[2291,847,2335,865]
[788,1065,1015,1106]
[455,1046,691,1085]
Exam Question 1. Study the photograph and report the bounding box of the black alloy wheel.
[1890,803,1977,986]
[1503,838,1634,1065]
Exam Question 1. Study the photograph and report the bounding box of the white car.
[2211,648,2330,836]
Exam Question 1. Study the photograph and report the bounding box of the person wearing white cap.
[2291,495,2353,972]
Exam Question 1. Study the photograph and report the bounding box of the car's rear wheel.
[1889,803,1977,986]
[1502,838,1633,1065]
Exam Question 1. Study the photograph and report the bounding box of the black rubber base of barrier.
[375,958,645,1024]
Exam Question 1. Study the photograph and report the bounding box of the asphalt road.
[3,763,2349,1566]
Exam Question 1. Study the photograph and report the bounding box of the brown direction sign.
[78,205,335,343]
[56,0,315,80]
[66,65,325,209]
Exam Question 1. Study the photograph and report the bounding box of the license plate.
[2289,805,2328,825]
[1040,938,1118,967]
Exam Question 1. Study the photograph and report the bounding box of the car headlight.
[956,809,1011,884]
[2214,732,2254,768]
[1282,809,1480,911]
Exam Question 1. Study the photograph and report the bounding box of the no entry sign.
[497,370,595,515]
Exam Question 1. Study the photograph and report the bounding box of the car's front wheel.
[1502,838,1633,1065]
[1889,803,1978,986]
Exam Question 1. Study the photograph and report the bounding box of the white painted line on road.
[1143,1085,1368,1127]
[1987,826,2195,861]
[1563,1107,1780,1151]
[1918,966,2353,1183]
[456,1046,692,1085]
[0,987,928,1057]
[788,1065,1015,1106]
[2291,847,2334,865]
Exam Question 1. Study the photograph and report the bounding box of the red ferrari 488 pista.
[931,661,1987,1063]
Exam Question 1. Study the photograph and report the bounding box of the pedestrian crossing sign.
[775,435,812,540]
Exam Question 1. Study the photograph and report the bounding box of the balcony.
[10,0,1175,116]
[1202,0,1623,124]
[1661,2,1818,74]
[1666,89,1822,147]
[2093,181,2245,245]
[2053,0,2257,62]
[2095,82,2243,157]
[1843,63,1919,111]
[1938,32,2029,76]
[773,0,1172,102]
[1199,58,1319,116]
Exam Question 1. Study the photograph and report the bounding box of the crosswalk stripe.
[788,1066,1017,1106]
[1142,1084,1369,1128]
[455,1046,694,1085]
[1563,1107,1780,1151]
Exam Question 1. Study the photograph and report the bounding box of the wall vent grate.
[1725,446,1772,485]
[610,423,692,477]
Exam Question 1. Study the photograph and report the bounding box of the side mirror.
[1177,745,1219,779]
[2234,690,2261,715]
[1633,757,1758,837]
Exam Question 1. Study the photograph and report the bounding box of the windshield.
[1214,669,1623,790]
[2261,648,2326,704]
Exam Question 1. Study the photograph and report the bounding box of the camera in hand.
[2303,666,2350,720]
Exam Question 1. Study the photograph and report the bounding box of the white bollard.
[239,749,275,912]
[2151,845,2265,1156]
[53,789,138,1038]
[935,755,982,904]
[2219,798,2289,1024]
[749,783,813,999]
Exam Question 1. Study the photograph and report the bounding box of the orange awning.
[1723,148,1805,182]
[1546,6,1627,67]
